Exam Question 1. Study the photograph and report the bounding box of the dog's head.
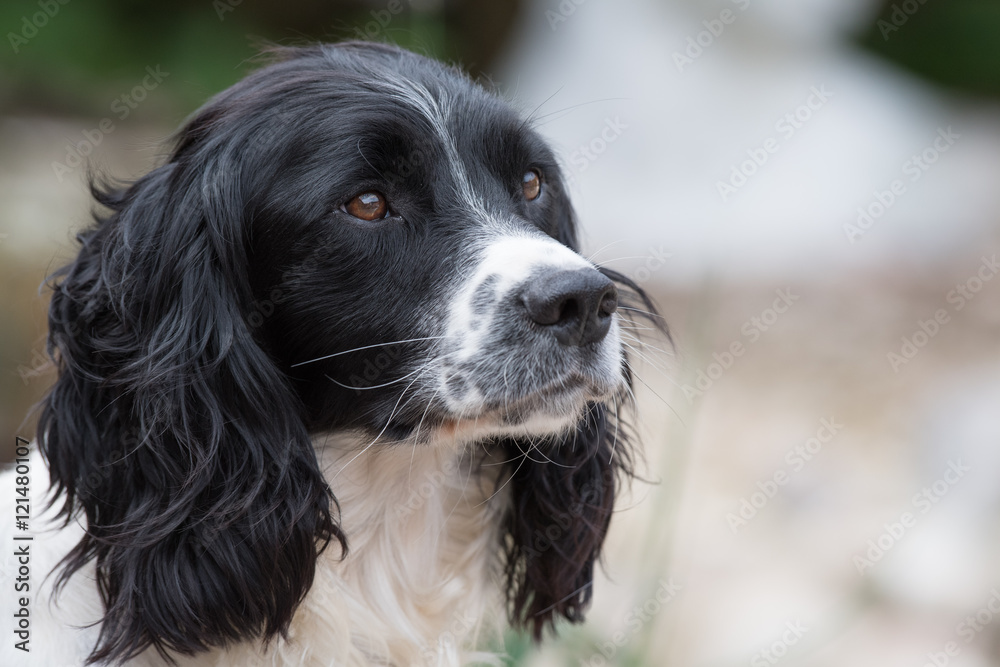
[39,43,661,664]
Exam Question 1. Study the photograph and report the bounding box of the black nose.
[522,268,618,347]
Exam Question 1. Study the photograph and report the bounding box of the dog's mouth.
[363,359,622,445]
[414,360,624,443]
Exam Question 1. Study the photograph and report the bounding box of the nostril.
[521,292,563,326]
[598,286,619,319]
[556,296,580,326]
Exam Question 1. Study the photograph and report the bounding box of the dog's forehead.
[370,74,540,213]
[373,72,519,150]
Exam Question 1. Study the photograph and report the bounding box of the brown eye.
[522,169,542,201]
[344,191,388,221]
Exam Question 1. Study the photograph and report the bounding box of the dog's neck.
[269,432,507,666]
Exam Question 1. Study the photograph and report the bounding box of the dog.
[0,42,662,666]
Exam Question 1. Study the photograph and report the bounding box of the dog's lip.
[443,371,618,422]
[515,369,621,403]
[436,418,463,437]
[430,384,594,441]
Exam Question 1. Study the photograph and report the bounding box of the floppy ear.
[39,160,341,664]
[500,170,667,638]
[500,402,627,638]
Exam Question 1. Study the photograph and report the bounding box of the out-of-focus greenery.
[0,0,520,119]
[857,0,1000,98]
[2,0,997,124]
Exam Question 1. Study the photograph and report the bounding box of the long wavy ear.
[38,161,342,664]
[500,402,628,638]
[500,175,667,638]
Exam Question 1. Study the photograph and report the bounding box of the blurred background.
[2,0,1000,665]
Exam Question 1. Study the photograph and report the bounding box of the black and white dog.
[0,42,662,666]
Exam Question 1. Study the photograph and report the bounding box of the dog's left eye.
[522,170,542,201]
[343,192,389,221]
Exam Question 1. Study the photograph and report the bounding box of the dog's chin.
[427,373,623,445]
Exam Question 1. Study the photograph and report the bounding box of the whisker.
[609,395,622,464]
[584,239,625,263]
[290,335,447,368]
[355,137,379,174]
[617,306,667,321]
[476,446,530,508]
[532,581,594,617]
[525,440,574,468]
[509,435,564,467]
[482,451,541,467]
[620,334,668,366]
[618,369,641,414]
[328,369,428,482]
[621,341,678,387]
[594,255,662,264]
[620,335,673,367]
[325,361,431,391]
[530,97,631,125]
[624,359,683,423]
[411,376,443,448]
[523,85,565,125]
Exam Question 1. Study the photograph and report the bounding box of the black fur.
[500,269,661,639]
[37,42,664,664]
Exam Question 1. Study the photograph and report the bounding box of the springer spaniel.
[0,42,662,666]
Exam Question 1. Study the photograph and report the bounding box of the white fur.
[378,75,492,221]
[438,232,623,436]
[0,433,509,666]
[444,233,595,368]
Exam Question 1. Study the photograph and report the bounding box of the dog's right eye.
[343,192,389,221]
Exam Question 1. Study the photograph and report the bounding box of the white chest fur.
[0,437,508,666]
